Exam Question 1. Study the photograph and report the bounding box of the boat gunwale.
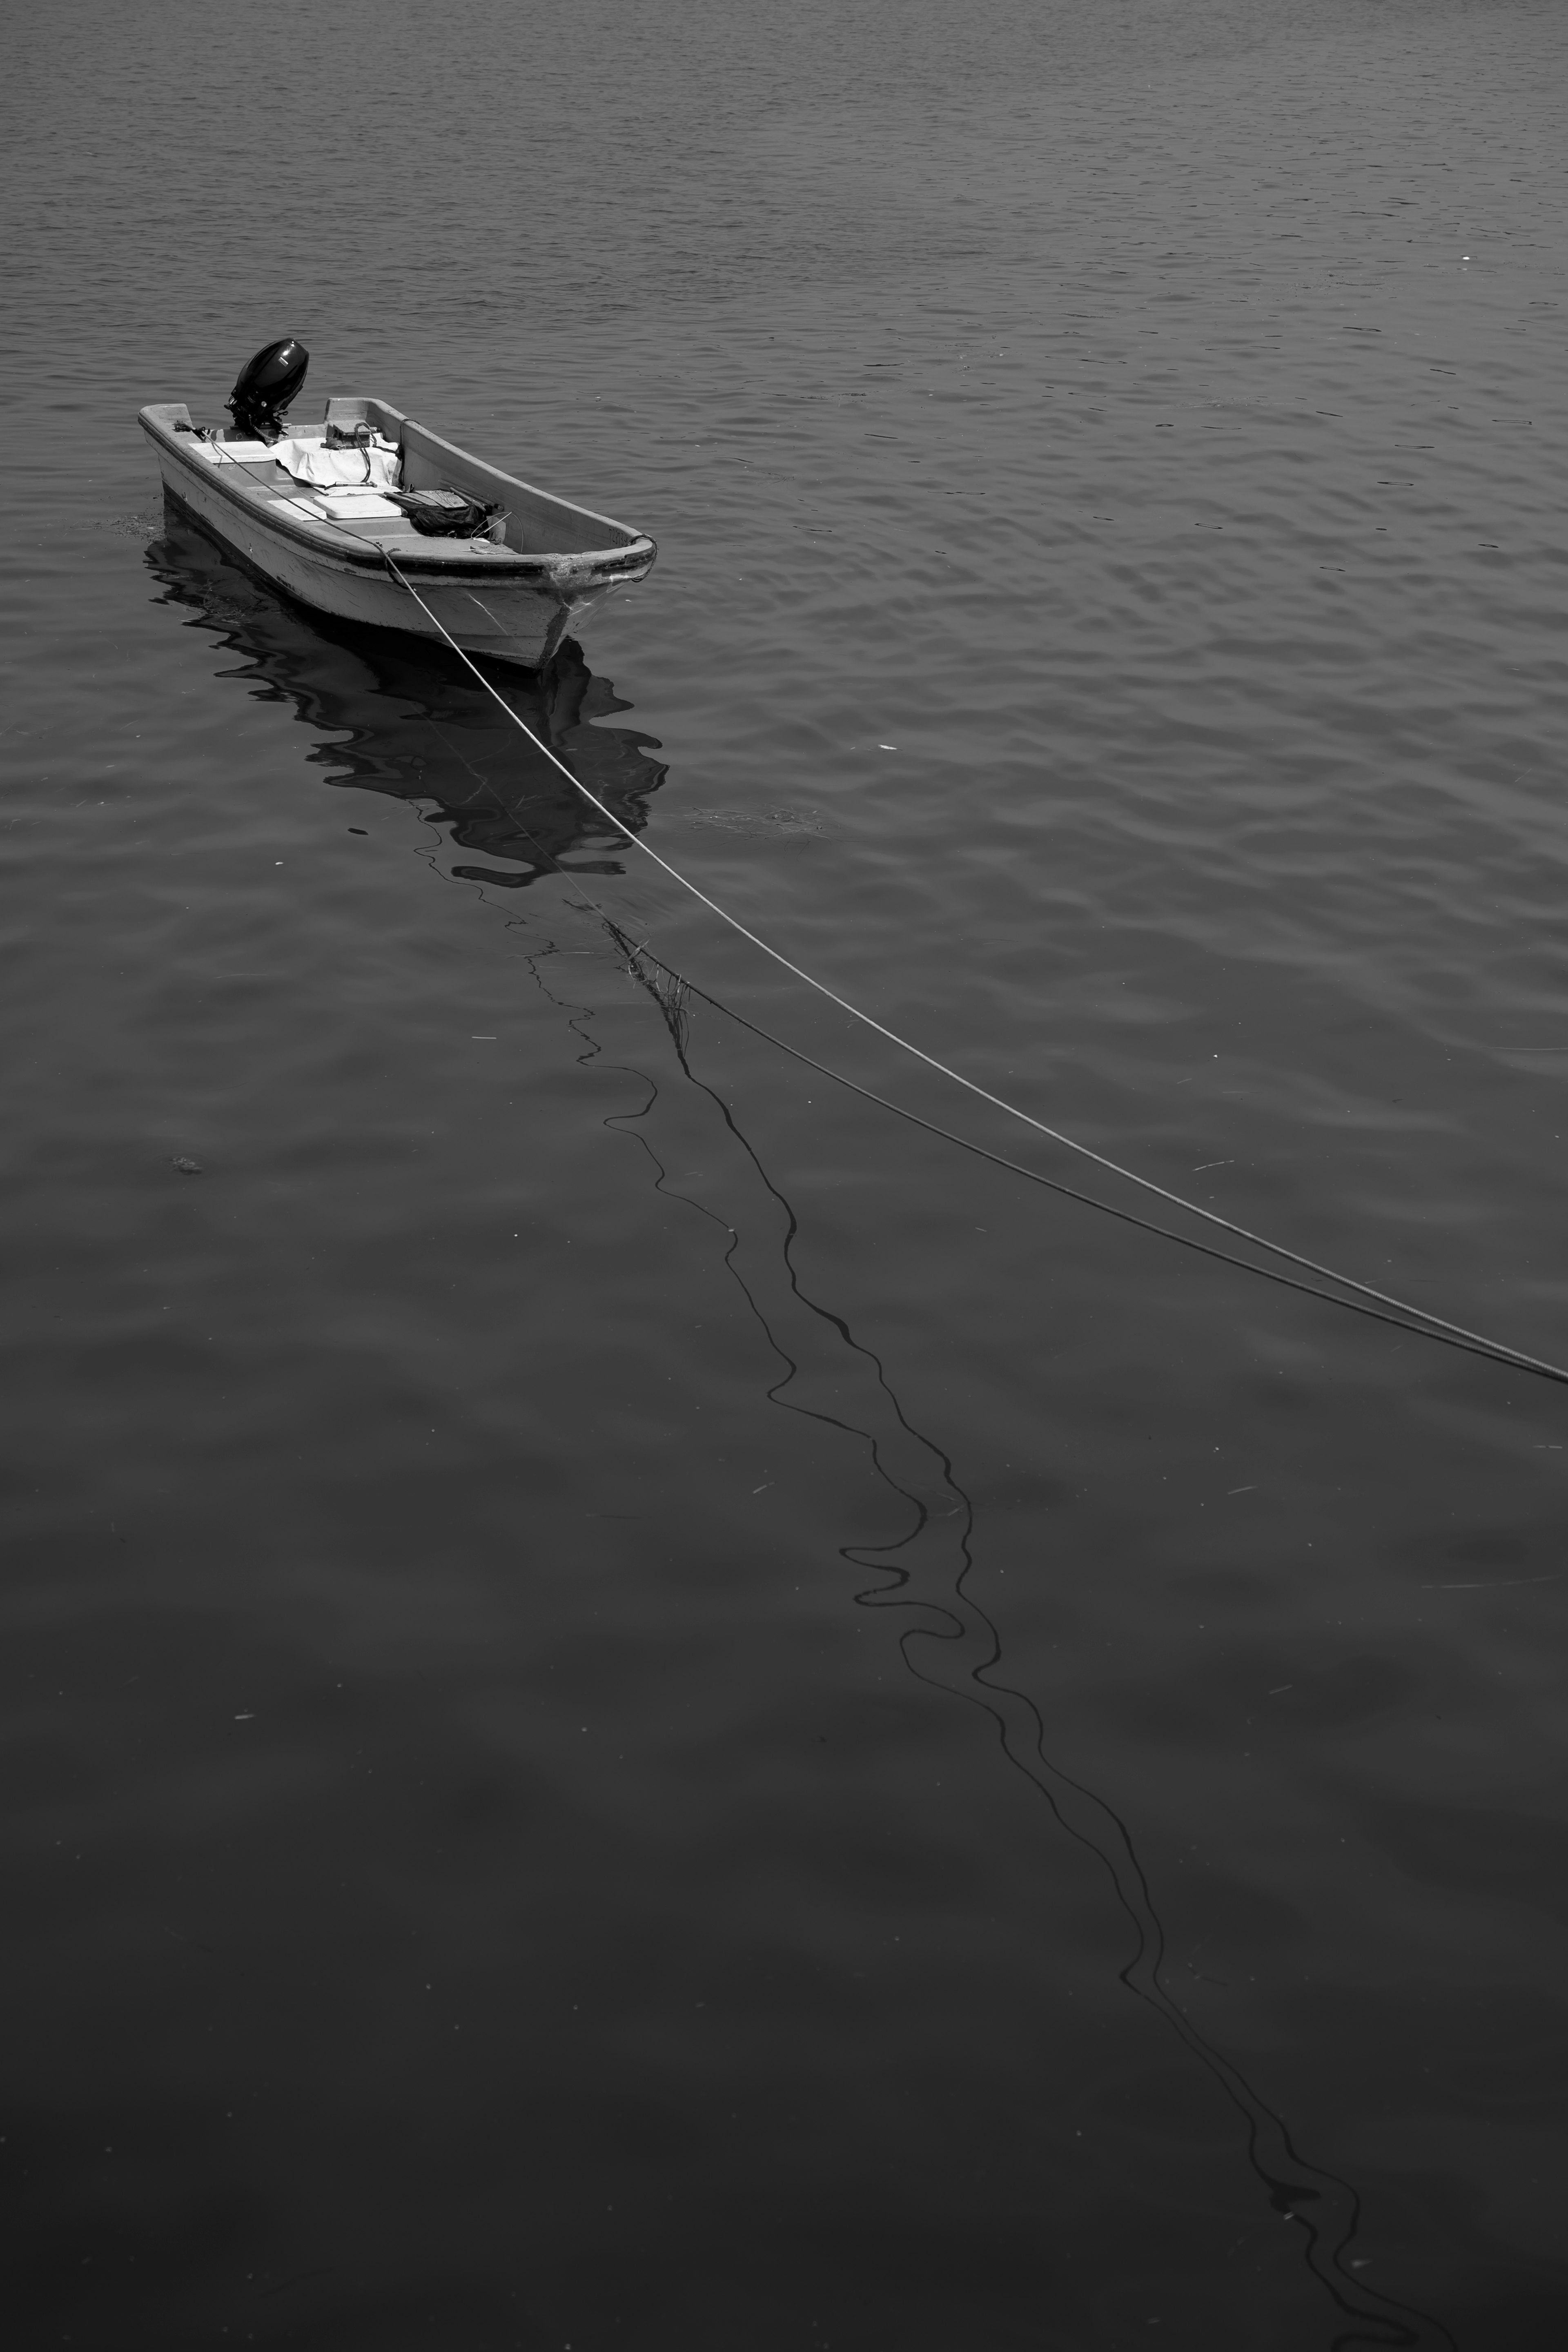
[138,404,656,583]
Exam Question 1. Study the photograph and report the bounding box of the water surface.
[2,3,1567,2346]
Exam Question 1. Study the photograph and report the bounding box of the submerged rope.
[384,552,1568,1389]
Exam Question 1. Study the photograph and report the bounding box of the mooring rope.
[383,551,1567,1389]
[402,703,1522,1376]
[615,941,1568,1385]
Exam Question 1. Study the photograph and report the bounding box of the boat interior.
[172,395,644,558]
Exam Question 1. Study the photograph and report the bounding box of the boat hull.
[140,403,655,669]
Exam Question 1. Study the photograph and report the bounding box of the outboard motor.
[225,338,309,442]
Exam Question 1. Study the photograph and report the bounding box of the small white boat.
[139,341,656,669]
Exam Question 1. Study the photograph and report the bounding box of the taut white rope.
[384,551,1568,1389]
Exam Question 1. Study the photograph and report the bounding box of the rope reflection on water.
[500,917,1456,2352]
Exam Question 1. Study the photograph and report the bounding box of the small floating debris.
[171,1156,203,1175]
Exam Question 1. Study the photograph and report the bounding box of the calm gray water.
[2,2,1566,2345]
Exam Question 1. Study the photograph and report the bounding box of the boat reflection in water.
[141,511,1452,2352]
[145,501,667,882]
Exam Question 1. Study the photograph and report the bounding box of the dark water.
[3,2,1567,2345]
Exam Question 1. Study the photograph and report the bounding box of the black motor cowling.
[225,338,309,441]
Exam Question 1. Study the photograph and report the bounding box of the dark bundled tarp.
[388,486,508,539]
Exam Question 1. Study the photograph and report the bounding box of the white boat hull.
[140,399,656,669]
